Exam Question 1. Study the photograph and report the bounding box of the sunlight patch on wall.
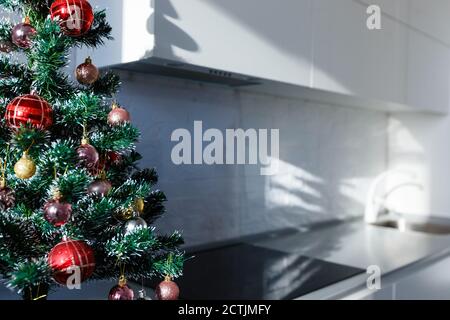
[265,159,325,214]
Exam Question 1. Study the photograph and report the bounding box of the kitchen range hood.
[76,0,450,114]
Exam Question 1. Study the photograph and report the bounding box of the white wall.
[381,1,450,219]
[114,70,388,246]
[387,113,450,218]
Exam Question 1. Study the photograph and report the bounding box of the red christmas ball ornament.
[5,93,53,130]
[75,57,99,85]
[99,151,122,172]
[50,0,94,36]
[48,238,95,285]
[11,17,36,49]
[77,138,99,170]
[108,277,134,300]
[107,151,122,166]
[107,103,131,126]
[155,276,180,300]
[43,191,72,227]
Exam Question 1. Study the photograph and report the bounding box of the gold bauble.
[115,206,134,221]
[14,151,36,180]
[134,198,145,214]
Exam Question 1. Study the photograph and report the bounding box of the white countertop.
[250,219,450,299]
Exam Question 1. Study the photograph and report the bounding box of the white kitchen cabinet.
[312,0,407,105]
[354,0,450,113]
[359,0,450,46]
[405,30,450,114]
[311,0,450,114]
[355,253,450,300]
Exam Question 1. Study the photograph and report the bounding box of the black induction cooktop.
[176,243,364,300]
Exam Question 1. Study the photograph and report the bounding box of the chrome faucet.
[364,170,422,224]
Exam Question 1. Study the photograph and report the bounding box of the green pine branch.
[91,71,121,98]
[0,57,33,98]
[69,10,113,48]
[0,0,22,12]
[0,19,13,45]
[6,257,52,294]
[29,18,74,101]
[90,123,140,153]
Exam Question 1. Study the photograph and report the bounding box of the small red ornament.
[98,152,122,173]
[77,138,99,170]
[50,0,94,36]
[11,17,36,49]
[75,57,99,85]
[43,191,72,227]
[48,238,95,285]
[107,151,122,166]
[155,276,180,300]
[5,93,53,130]
[108,276,134,300]
[107,103,131,126]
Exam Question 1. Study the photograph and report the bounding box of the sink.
[372,218,450,235]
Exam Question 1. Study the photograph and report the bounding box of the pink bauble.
[108,284,134,300]
[43,199,72,227]
[155,278,180,300]
[75,57,99,85]
[77,142,99,169]
[87,179,112,198]
[107,106,131,126]
[11,22,36,49]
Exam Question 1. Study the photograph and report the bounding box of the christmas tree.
[0,0,184,300]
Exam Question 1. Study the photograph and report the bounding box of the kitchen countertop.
[250,219,450,299]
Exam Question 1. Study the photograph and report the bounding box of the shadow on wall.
[142,0,199,60]
[258,106,387,232]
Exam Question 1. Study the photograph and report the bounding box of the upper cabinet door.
[339,0,450,113]
[311,0,408,108]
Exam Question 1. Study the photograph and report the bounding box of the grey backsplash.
[115,70,388,247]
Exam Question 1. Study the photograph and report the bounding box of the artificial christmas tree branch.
[0,20,13,44]
[0,0,23,13]
[69,10,112,48]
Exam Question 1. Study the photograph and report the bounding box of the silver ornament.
[138,289,152,300]
[123,217,148,235]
